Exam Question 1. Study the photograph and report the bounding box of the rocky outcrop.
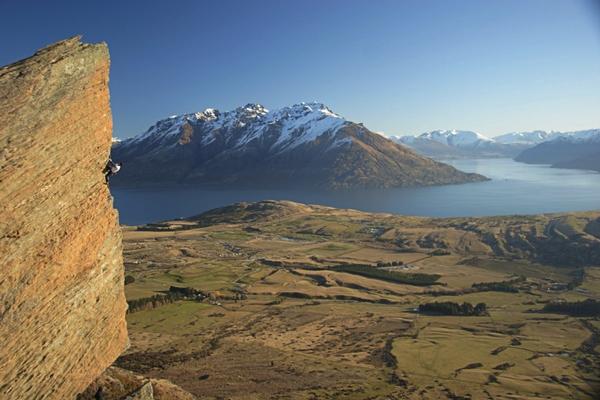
[0,37,128,399]
[77,367,197,400]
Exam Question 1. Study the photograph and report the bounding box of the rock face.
[0,37,128,399]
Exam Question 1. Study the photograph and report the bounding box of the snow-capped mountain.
[391,128,600,160]
[416,130,494,147]
[495,129,600,145]
[553,129,600,143]
[493,131,557,145]
[515,129,600,172]
[391,129,492,147]
[390,130,528,159]
[126,103,349,152]
[111,102,486,189]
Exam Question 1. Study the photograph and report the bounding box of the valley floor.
[117,201,600,399]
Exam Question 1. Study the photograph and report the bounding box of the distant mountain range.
[494,130,558,145]
[515,130,600,172]
[111,103,486,189]
[390,130,529,159]
[496,129,600,145]
[392,129,600,171]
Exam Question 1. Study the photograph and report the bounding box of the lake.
[111,158,600,225]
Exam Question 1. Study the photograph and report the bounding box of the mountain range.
[392,129,600,170]
[111,103,486,189]
[390,130,530,158]
[496,129,600,144]
[515,131,600,172]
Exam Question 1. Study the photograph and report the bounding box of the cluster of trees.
[127,286,207,313]
[331,264,441,286]
[168,286,204,297]
[376,260,404,267]
[128,293,181,313]
[136,222,197,232]
[418,301,488,316]
[259,258,320,270]
[471,276,525,293]
[542,299,600,317]
[471,281,518,293]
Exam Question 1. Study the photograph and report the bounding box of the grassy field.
[118,200,600,399]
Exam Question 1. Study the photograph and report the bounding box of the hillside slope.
[554,152,600,172]
[515,134,600,172]
[190,200,600,267]
[111,103,486,189]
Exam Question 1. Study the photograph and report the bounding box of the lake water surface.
[112,158,600,225]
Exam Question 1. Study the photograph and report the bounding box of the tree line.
[418,301,488,316]
[471,276,524,293]
[331,264,441,286]
[127,286,207,313]
[542,299,600,317]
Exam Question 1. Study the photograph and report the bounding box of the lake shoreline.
[112,158,600,225]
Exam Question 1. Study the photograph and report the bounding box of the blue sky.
[1,0,599,138]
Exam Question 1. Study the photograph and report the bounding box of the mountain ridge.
[390,129,528,158]
[111,102,486,189]
[515,132,600,172]
[390,128,600,159]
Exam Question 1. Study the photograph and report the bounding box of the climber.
[103,158,122,184]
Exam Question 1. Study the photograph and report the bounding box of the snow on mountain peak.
[553,129,600,143]
[494,129,600,144]
[393,128,600,155]
[265,102,347,151]
[266,102,342,122]
[126,102,349,151]
[235,103,269,119]
[419,129,493,147]
[493,130,553,144]
[195,108,220,121]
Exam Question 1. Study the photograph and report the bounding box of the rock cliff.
[0,37,128,399]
